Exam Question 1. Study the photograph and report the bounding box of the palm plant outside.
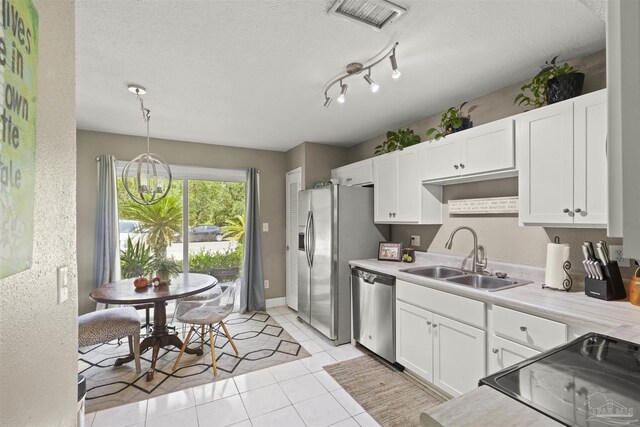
[223,213,245,243]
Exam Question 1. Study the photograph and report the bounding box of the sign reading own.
[0,0,38,278]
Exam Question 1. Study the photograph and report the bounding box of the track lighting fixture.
[363,73,379,93]
[323,41,400,107]
[337,82,348,103]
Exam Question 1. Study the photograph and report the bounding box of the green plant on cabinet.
[514,56,581,108]
[374,128,421,156]
[425,102,473,141]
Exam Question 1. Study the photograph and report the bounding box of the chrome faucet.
[445,226,487,273]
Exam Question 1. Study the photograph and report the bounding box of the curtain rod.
[96,156,260,173]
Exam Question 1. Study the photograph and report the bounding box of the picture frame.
[378,242,403,262]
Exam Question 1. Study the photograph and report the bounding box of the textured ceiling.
[76,0,605,152]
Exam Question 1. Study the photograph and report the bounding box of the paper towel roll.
[544,243,570,289]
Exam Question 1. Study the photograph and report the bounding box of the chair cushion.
[78,307,140,347]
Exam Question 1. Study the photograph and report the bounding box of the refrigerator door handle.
[305,211,312,267]
[309,211,315,266]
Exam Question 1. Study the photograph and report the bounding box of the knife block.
[585,262,627,301]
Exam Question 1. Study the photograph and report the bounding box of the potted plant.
[514,56,584,108]
[374,128,421,156]
[425,102,473,141]
[150,256,181,283]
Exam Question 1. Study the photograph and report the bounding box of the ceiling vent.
[328,0,407,31]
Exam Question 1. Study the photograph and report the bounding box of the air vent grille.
[328,0,407,30]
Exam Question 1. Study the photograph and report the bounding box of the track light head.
[337,83,348,103]
[324,96,332,108]
[390,52,401,79]
[364,74,379,93]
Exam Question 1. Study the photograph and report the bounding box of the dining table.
[90,273,218,381]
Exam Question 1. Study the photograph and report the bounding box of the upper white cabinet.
[330,158,373,187]
[373,145,442,224]
[420,118,516,184]
[518,90,607,227]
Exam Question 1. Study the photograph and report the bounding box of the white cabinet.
[395,280,486,397]
[433,314,486,396]
[420,118,515,184]
[488,335,540,375]
[396,300,433,382]
[373,145,442,224]
[330,159,373,186]
[518,90,607,227]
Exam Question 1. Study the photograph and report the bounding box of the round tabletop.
[90,273,218,305]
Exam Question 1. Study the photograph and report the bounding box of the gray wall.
[346,50,631,283]
[77,131,287,314]
[285,141,349,188]
[0,1,79,424]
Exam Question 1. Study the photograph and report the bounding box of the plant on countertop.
[120,236,154,279]
[514,56,582,108]
[425,102,473,141]
[374,128,421,156]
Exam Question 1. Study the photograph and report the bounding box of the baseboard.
[266,297,286,308]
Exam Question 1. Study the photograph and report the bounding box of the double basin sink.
[400,265,531,292]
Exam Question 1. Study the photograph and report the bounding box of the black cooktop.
[480,333,640,427]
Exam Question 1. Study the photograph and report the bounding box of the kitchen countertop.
[419,325,640,427]
[350,252,640,330]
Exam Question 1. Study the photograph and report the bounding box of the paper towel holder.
[542,236,573,292]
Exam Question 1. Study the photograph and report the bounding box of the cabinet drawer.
[396,280,485,328]
[331,159,373,186]
[493,306,566,351]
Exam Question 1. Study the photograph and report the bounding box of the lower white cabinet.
[488,335,540,375]
[433,314,486,396]
[396,300,486,397]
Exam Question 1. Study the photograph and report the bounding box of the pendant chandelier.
[122,85,172,205]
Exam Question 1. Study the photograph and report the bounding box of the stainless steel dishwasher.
[351,267,396,364]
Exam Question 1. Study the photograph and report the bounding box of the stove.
[480,333,640,426]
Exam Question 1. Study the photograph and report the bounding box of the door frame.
[286,167,303,310]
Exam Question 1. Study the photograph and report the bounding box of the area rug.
[79,311,310,413]
[324,354,446,427]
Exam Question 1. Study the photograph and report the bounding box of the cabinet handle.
[574,208,582,213]
[426,321,432,325]
[346,178,352,182]
[389,212,392,217]
[459,163,465,169]
[392,212,396,217]
[432,323,438,328]
[562,208,570,213]
[520,326,527,332]
[492,348,499,354]
[453,164,459,170]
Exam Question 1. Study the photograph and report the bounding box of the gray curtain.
[240,168,265,313]
[93,155,121,308]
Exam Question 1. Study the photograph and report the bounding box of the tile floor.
[84,305,380,427]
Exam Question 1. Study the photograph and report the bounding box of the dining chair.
[78,306,141,373]
[172,280,240,376]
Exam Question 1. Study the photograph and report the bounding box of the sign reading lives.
[0,0,38,279]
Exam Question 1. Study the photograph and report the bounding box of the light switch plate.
[262,223,269,232]
[264,279,270,289]
[57,266,69,304]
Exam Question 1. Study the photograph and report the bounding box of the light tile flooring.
[84,306,380,427]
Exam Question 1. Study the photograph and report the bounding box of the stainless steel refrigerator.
[297,185,388,345]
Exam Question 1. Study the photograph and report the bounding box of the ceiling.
[76,0,605,152]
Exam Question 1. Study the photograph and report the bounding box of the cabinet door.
[463,119,515,176]
[396,301,433,382]
[433,314,486,397]
[395,148,421,222]
[574,90,607,226]
[331,159,373,186]
[420,137,462,182]
[373,153,397,223]
[488,335,540,375]
[518,101,574,224]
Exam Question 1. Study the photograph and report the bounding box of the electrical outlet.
[264,279,270,289]
[57,266,69,304]
[410,235,420,246]
[609,245,631,267]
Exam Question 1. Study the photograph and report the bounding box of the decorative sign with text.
[0,0,38,278]
[449,196,519,215]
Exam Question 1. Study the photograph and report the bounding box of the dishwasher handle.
[353,268,394,286]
